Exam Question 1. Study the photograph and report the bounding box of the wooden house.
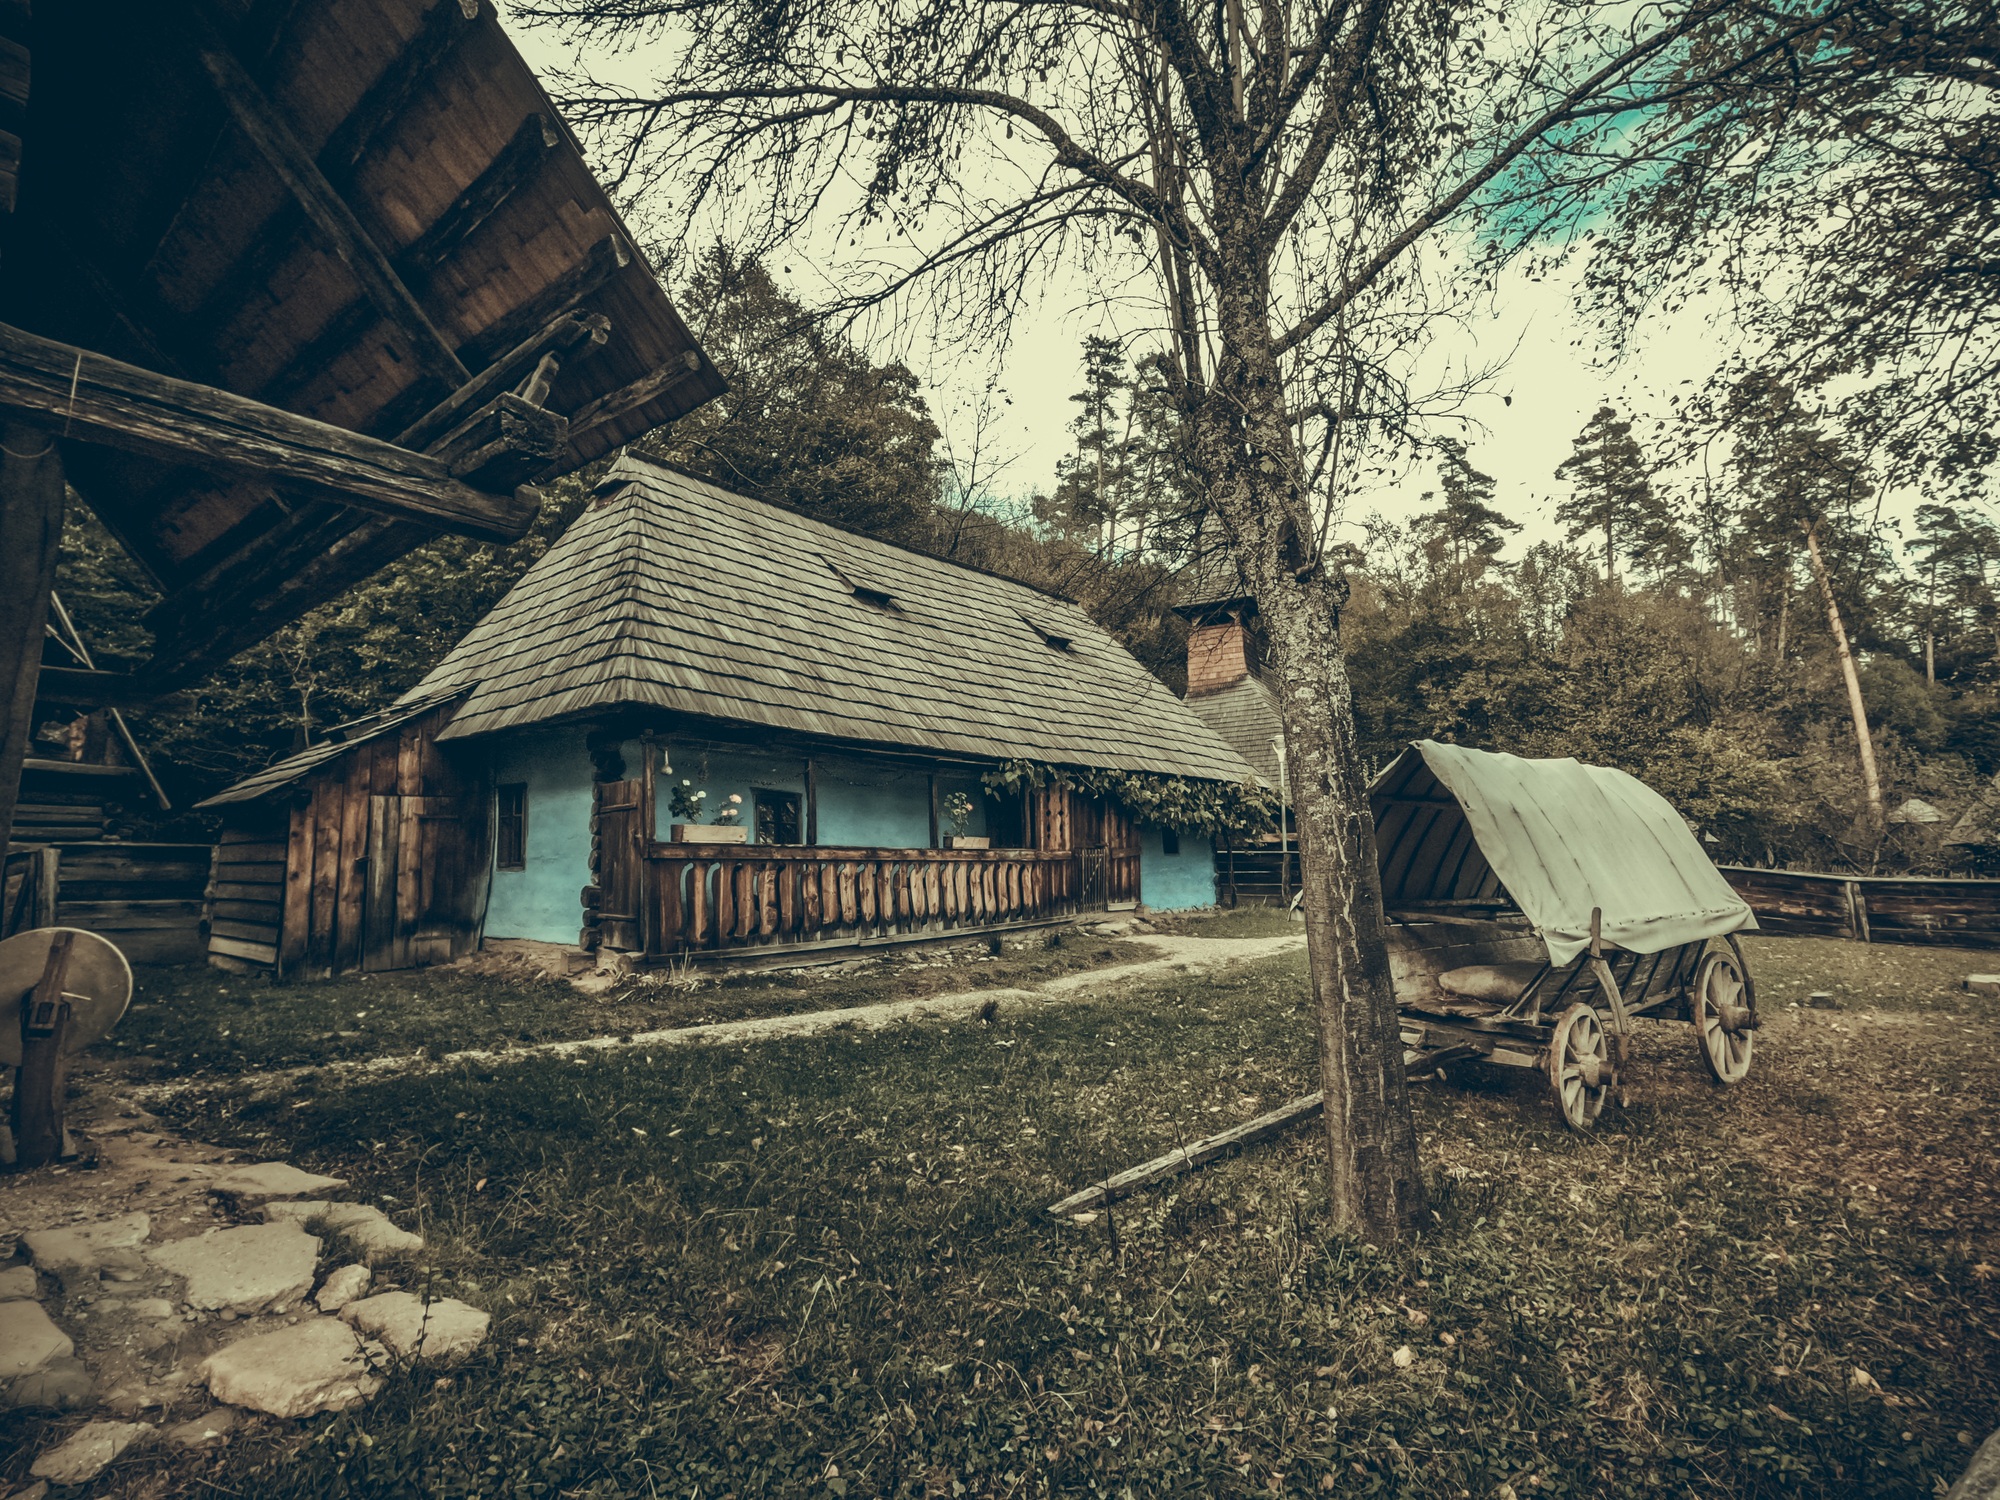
[202,454,1257,975]
[0,0,723,867]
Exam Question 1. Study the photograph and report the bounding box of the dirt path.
[132,932,1306,1103]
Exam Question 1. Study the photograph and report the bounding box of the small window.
[821,552,897,610]
[496,783,527,869]
[755,789,803,845]
[1162,827,1181,856]
[1019,610,1073,651]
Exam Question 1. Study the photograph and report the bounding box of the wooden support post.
[12,931,76,1170]
[804,758,818,847]
[928,772,939,849]
[0,419,63,850]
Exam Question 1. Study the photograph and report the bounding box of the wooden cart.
[1372,742,1761,1130]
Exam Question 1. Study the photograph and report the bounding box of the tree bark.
[1803,522,1884,830]
[1197,281,1426,1246]
[0,420,66,850]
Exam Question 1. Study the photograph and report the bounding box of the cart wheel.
[1547,1003,1611,1130]
[1692,949,1755,1084]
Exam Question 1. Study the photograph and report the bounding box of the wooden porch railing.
[640,842,1136,956]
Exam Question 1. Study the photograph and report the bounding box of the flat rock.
[1965,975,2000,998]
[29,1420,152,1484]
[0,1265,39,1298]
[165,1406,241,1448]
[341,1292,490,1366]
[264,1201,422,1263]
[201,1319,381,1418]
[7,1481,47,1500]
[23,1212,150,1273]
[208,1162,348,1203]
[148,1224,319,1314]
[0,1299,72,1379]
[315,1264,371,1313]
[5,1355,94,1410]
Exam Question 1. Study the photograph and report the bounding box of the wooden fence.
[639,843,1135,958]
[1720,866,2000,950]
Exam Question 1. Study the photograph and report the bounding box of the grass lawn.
[20,932,1999,1498]
[1149,905,1304,939]
[105,931,1156,1078]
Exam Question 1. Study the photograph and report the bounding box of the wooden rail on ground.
[1720,866,2000,950]
[641,843,1139,957]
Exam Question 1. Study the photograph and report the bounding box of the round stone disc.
[0,927,134,1066]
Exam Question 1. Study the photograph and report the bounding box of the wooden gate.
[1079,846,1108,909]
[361,795,488,972]
[589,778,644,952]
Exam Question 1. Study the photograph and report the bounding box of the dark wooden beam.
[459,234,630,369]
[150,515,426,685]
[33,666,189,713]
[400,112,559,278]
[319,0,480,180]
[396,310,607,451]
[0,420,64,849]
[0,320,537,541]
[562,351,705,456]
[183,1,470,394]
[431,393,567,491]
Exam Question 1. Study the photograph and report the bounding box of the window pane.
[755,791,802,845]
[496,784,527,868]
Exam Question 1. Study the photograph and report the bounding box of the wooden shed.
[196,690,489,977]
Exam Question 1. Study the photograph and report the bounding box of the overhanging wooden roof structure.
[0,0,723,847]
[404,454,1258,783]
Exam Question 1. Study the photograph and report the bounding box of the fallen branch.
[1046,1092,1326,1218]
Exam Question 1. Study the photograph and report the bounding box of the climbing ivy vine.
[980,759,1280,840]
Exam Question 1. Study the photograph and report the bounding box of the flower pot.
[941,835,989,849]
[671,823,747,844]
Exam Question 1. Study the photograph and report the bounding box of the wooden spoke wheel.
[1546,1002,1612,1130]
[1692,949,1755,1085]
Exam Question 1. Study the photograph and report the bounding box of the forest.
[49,240,1999,879]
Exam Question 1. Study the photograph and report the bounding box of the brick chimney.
[1186,621,1254,697]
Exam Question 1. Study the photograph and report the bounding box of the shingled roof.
[1185,676,1285,790]
[405,455,1255,782]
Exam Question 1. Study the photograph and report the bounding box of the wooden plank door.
[362,793,489,973]
[1079,846,1108,910]
[362,794,404,971]
[593,778,643,952]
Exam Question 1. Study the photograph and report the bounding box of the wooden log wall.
[207,814,288,968]
[643,844,1085,958]
[1720,866,2000,950]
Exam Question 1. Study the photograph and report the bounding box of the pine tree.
[1554,405,1677,583]
[1033,336,1135,553]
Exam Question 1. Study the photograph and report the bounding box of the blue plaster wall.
[1139,824,1217,910]
[484,730,596,944]
[479,724,1211,940]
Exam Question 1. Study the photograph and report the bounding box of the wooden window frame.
[495,782,528,869]
[754,788,804,846]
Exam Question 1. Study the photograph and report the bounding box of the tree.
[1728,373,1888,836]
[1554,406,1676,583]
[1589,2,2000,503]
[1034,336,1138,551]
[521,0,1833,1243]
[1417,439,1519,577]
[641,247,946,545]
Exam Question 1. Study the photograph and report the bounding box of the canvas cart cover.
[1371,741,1756,967]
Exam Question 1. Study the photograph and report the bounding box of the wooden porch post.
[0,421,65,851]
[804,758,818,846]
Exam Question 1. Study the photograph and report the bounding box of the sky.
[502,6,1746,558]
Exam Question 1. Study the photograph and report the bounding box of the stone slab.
[340,1292,490,1366]
[29,1420,152,1484]
[201,1319,381,1419]
[5,1355,94,1410]
[166,1406,241,1448]
[315,1264,371,1313]
[208,1162,348,1203]
[148,1224,319,1314]
[0,1300,72,1379]
[22,1213,150,1273]
[263,1201,422,1263]
[1964,976,2000,998]
[0,1265,38,1299]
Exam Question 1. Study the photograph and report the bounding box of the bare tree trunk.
[1926,630,1935,686]
[1803,523,1884,830]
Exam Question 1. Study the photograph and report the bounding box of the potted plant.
[940,790,987,849]
[669,782,747,844]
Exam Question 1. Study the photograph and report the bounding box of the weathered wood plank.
[308,784,341,973]
[1047,1093,1326,1218]
[184,2,470,393]
[279,798,313,974]
[0,323,531,541]
[210,934,279,965]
